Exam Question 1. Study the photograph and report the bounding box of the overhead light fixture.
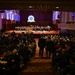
[56,7,59,9]
[29,6,32,8]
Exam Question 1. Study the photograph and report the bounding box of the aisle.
[18,38,55,75]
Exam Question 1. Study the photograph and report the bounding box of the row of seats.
[15,26,51,31]
[0,32,36,75]
[38,34,75,75]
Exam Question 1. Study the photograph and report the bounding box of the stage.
[5,30,59,35]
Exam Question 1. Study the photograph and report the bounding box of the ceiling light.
[29,6,32,8]
[56,7,59,9]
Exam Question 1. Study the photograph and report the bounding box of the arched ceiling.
[0,0,75,12]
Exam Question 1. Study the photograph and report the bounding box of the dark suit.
[46,39,54,58]
[61,64,75,75]
[38,37,46,57]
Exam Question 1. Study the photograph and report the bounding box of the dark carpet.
[18,38,56,75]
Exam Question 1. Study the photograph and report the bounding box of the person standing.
[46,36,54,58]
[38,35,46,57]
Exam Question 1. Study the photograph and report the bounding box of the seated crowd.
[0,31,75,75]
[38,34,75,75]
[0,31,36,75]
[15,25,51,31]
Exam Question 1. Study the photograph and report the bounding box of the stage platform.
[5,30,59,35]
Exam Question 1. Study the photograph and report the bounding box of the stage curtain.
[20,10,52,26]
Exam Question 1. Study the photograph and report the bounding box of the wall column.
[68,12,73,21]
[0,13,2,30]
[60,11,73,23]
[60,12,65,23]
